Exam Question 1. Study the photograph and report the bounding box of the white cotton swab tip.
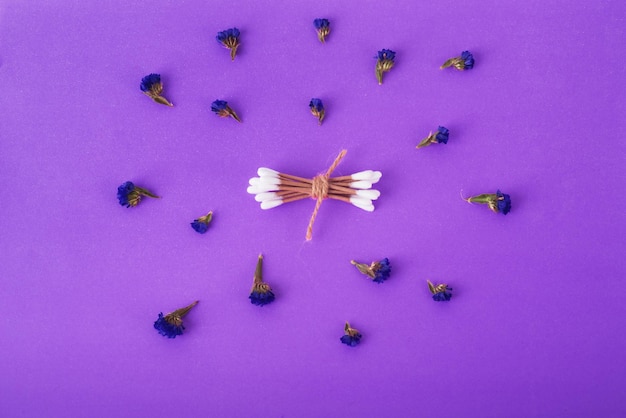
[350,170,382,183]
[261,200,283,210]
[356,189,380,200]
[257,167,279,177]
[350,196,375,212]
[350,170,374,180]
[259,176,281,185]
[249,177,261,186]
[350,180,373,190]
[247,184,279,194]
[254,192,279,202]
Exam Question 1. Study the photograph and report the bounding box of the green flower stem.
[467,193,495,204]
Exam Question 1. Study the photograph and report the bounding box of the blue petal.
[154,313,184,338]
[191,220,209,234]
[140,73,161,92]
[314,18,329,29]
[117,181,135,207]
[436,126,449,144]
[249,290,276,306]
[309,98,324,112]
[373,258,391,283]
[496,190,511,214]
[340,334,361,347]
[211,100,228,113]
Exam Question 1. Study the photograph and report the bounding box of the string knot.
[306,150,347,241]
[311,175,330,199]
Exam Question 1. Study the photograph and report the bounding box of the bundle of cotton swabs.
[247,150,381,240]
[247,168,382,211]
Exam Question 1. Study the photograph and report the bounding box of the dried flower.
[140,74,173,106]
[154,300,199,338]
[340,322,362,347]
[375,49,396,85]
[351,258,391,284]
[211,100,242,123]
[313,18,330,43]
[440,50,474,71]
[417,126,449,149]
[465,190,511,215]
[309,98,325,125]
[216,27,241,60]
[427,280,452,302]
[117,181,159,208]
[191,211,213,234]
[249,254,275,306]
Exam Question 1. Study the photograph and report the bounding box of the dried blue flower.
[440,50,474,71]
[375,49,396,85]
[313,18,330,43]
[140,73,173,106]
[216,27,240,60]
[496,190,512,214]
[309,98,325,125]
[154,300,199,338]
[191,211,213,234]
[340,322,362,347]
[351,258,391,284]
[427,280,452,302]
[465,190,511,215]
[211,100,242,123]
[117,181,159,208]
[417,126,449,149]
[249,254,275,306]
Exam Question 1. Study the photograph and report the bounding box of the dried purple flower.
[465,190,511,215]
[249,254,275,306]
[340,322,362,347]
[440,50,474,71]
[154,301,199,338]
[427,280,452,302]
[351,258,391,284]
[140,74,173,106]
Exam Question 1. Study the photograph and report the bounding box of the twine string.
[305,150,347,240]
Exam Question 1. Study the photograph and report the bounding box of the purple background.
[1,1,625,417]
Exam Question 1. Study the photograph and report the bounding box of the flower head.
[340,322,362,347]
[117,181,159,208]
[216,27,241,60]
[375,49,396,85]
[313,18,330,43]
[377,49,396,62]
[249,254,275,306]
[140,74,160,93]
[191,211,213,234]
[427,280,452,302]
[140,73,173,106]
[211,100,242,123]
[496,190,512,214]
[417,126,450,149]
[436,126,450,144]
[309,98,325,125]
[154,300,199,338]
[440,50,474,71]
[465,190,511,215]
[351,258,391,284]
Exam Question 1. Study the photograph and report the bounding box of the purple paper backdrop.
[1,0,625,417]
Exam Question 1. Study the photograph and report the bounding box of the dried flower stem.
[254,254,263,284]
[170,300,199,318]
